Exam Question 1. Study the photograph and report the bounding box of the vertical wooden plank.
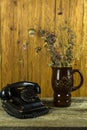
[69,0,84,97]
[80,0,87,96]
[27,0,42,84]
[1,0,14,87]
[11,0,21,82]
[39,0,55,98]
[12,0,28,82]
[27,0,40,86]
[55,0,70,68]
[0,0,1,90]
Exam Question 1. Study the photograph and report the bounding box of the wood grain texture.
[12,0,28,82]
[69,0,84,97]
[81,0,87,96]
[0,0,87,97]
[0,97,87,127]
[27,0,55,97]
[1,0,14,87]
[0,0,1,89]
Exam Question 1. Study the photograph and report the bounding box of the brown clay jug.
[51,67,83,107]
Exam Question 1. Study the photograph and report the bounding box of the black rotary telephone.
[0,81,49,119]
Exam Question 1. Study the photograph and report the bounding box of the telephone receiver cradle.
[0,81,41,100]
[0,81,49,119]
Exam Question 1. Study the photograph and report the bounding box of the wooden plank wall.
[0,0,87,98]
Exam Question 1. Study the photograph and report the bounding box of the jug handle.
[72,69,83,91]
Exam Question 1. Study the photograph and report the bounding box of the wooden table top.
[0,97,87,128]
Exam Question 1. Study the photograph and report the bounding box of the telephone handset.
[0,81,49,119]
[0,81,41,100]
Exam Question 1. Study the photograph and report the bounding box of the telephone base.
[2,100,49,119]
